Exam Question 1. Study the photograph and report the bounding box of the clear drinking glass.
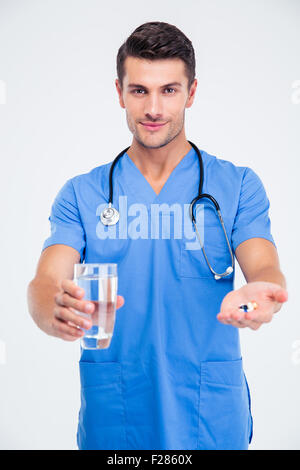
[73,263,118,349]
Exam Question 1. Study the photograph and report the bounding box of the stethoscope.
[100,140,234,280]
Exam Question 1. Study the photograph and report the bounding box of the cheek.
[124,109,136,127]
[169,109,185,126]
[169,101,185,117]
[126,103,142,122]
[125,94,142,107]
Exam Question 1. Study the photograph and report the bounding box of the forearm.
[246,266,287,290]
[27,278,61,335]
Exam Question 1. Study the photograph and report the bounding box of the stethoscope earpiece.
[214,266,234,281]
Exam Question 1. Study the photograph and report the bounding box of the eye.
[131,88,176,95]
[132,89,145,94]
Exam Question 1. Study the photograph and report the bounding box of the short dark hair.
[116,21,196,91]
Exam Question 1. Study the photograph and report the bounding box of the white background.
[0,0,299,450]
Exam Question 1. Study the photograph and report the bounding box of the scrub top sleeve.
[42,178,86,262]
[231,167,276,253]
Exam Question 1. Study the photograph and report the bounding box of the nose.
[143,92,164,120]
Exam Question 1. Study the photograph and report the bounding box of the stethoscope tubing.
[101,141,234,280]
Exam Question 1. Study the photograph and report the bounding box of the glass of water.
[73,263,118,349]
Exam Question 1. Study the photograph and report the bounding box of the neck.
[126,135,192,181]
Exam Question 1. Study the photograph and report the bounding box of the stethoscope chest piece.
[101,141,235,280]
[100,203,120,226]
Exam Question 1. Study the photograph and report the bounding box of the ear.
[115,79,125,109]
[186,79,197,109]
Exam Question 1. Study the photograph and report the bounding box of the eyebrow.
[127,82,182,89]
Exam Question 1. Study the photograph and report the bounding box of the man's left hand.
[216,281,288,330]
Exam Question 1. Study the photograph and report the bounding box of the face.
[115,57,197,149]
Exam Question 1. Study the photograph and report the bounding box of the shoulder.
[64,161,113,199]
[199,149,269,218]
[70,161,111,186]
[201,148,266,190]
[202,149,247,179]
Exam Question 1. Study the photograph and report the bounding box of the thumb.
[116,295,125,309]
[271,286,288,303]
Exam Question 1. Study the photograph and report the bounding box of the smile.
[140,122,166,131]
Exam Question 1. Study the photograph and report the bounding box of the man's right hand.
[52,279,125,341]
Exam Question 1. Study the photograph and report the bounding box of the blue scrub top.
[42,146,276,450]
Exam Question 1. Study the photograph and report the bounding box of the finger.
[54,306,92,330]
[229,309,260,323]
[229,312,249,327]
[61,279,85,299]
[274,289,288,303]
[217,308,237,322]
[231,317,261,329]
[217,315,247,328]
[230,319,262,330]
[223,305,270,324]
[217,314,262,330]
[116,295,125,309]
[55,292,95,314]
[217,308,261,327]
[221,312,248,328]
[230,309,266,329]
[244,310,272,323]
[267,286,288,304]
[229,320,247,328]
[217,310,239,325]
[217,313,231,323]
[52,317,85,341]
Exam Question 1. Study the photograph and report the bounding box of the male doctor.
[27,21,288,450]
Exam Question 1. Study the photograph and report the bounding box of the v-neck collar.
[121,146,197,206]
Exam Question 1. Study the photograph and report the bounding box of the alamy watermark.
[291,80,300,104]
[291,340,300,365]
[0,80,6,104]
[95,196,206,251]
[0,339,6,365]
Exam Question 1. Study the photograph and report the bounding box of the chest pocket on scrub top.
[180,201,233,279]
[86,220,130,264]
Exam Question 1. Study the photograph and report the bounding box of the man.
[27,21,288,450]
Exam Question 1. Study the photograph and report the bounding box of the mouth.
[140,122,167,131]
